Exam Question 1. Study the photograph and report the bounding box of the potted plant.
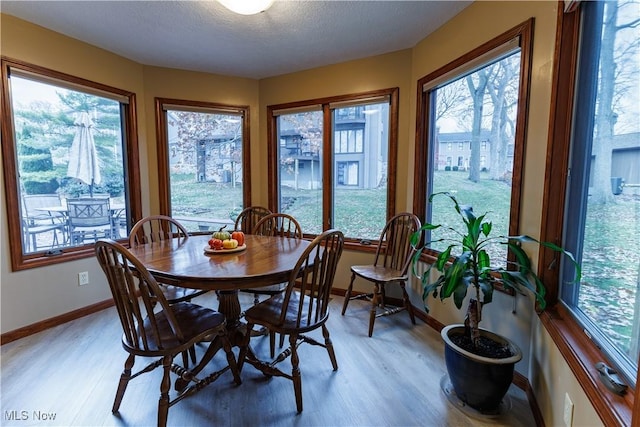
[410,192,579,414]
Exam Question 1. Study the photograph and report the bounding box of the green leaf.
[479,279,493,305]
[436,245,453,271]
[452,279,468,309]
[477,249,490,270]
[481,221,492,237]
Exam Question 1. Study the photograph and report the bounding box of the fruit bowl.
[203,244,247,254]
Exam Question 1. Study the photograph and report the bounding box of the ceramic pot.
[441,324,522,413]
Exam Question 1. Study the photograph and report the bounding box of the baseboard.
[1,298,114,345]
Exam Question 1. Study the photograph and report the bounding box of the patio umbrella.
[67,112,101,196]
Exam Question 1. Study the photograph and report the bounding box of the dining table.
[127,233,311,341]
[128,233,311,388]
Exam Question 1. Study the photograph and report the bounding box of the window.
[559,0,639,387]
[334,129,364,153]
[414,21,533,267]
[337,161,359,186]
[155,98,250,232]
[541,2,639,422]
[268,88,398,241]
[1,59,141,270]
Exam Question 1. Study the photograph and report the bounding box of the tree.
[466,68,491,182]
[486,55,519,181]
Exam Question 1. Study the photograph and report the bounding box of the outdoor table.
[36,202,125,240]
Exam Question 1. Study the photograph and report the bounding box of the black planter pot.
[441,324,522,414]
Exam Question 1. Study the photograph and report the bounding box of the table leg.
[216,290,248,347]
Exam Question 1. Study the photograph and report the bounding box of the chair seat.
[350,265,407,283]
[135,302,226,353]
[245,292,327,334]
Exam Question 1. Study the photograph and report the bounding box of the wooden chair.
[234,207,274,307]
[66,197,113,245]
[95,239,241,427]
[237,229,344,413]
[129,215,210,367]
[233,206,272,235]
[129,215,209,304]
[248,212,304,356]
[341,212,421,337]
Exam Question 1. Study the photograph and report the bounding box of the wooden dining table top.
[127,234,311,291]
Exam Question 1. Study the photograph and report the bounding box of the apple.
[222,238,238,249]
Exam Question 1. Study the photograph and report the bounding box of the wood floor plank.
[1,293,536,426]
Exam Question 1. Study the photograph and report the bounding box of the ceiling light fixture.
[217,0,274,15]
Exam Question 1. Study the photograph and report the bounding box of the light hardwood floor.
[1,293,536,427]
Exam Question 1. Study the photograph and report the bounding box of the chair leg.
[112,354,135,413]
[368,283,381,337]
[269,331,277,359]
[289,334,303,413]
[189,345,197,364]
[322,324,338,371]
[157,355,172,427]
[341,272,357,315]
[401,281,416,325]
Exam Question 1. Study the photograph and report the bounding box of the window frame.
[412,20,534,269]
[539,4,637,425]
[267,88,399,246]
[154,97,251,217]
[0,57,142,271]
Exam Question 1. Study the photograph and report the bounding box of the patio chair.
[66,197,113,245]
[21,194,66,251]
[95,239,241,427]
[341,212,421,337]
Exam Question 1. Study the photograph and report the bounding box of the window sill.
[540,304,635,426]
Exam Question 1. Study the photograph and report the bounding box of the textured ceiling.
[1,1,472,79]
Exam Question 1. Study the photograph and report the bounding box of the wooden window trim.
[266,88,399,245]
[412,19,534,293]
[413,18,533,240]
[154,97,251,216]
[0,57,141,271]
[539,5,636,425]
